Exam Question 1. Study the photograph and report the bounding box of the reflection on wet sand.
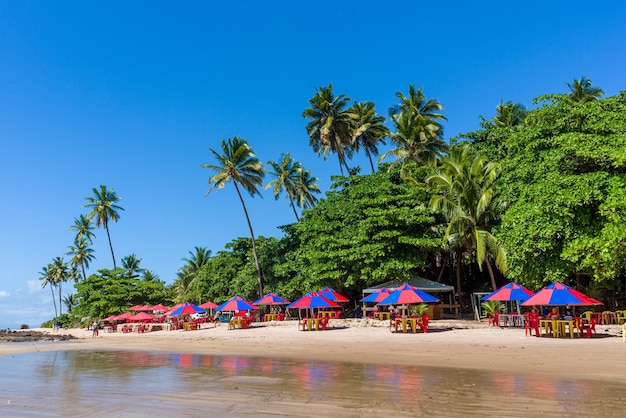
[1,350,625,417]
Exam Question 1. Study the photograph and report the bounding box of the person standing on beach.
[91,321,99,338]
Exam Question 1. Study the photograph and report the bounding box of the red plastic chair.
[334,310,341,319]
[320,317,330,330]
[419,316,429,333]
[525,317,540,337]
[582,318,597,338]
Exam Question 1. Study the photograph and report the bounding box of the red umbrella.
[115,312,134,322]
[481,282,534,302]
[360,288,392,303]
[169,302,206,317]
[521,282,602,306]
[129,312,156,322]
[150,304,170,312]
[318,287,349,303]
[128,305,152,311]
[377,283,440,305]
[199,301,218,309]
[287,292,340,309]
[215,296,258,312]
[254,293,290,305]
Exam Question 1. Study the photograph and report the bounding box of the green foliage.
[411,303,429,316]
[464,92,626,288]
[480,300,505,316]
[72,268,170,320]
[276,165,440,295]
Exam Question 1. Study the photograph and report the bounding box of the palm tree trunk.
[455,248,463,311]
[58,281,63,316]
[105,225,117,269]
[485,258,497,291]
[81,261,87,281]
[366,151,375,173]
[287,193,300,221]
[50,285,58,318]
[234,183,264,297]
[436,252,448,283]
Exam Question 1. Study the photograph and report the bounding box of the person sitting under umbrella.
[546,307,560,320]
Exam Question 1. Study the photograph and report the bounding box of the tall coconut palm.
[379,110,447,167]
[566,77,604,103]
[492,101,527,127]
[302,85,354,176]
[121,254,143,277]
[39,264,58,318]
[427,145,508,295]
[182,246,211,282]
[202,137,266,297]
[388,84,447,139]
[84,185,123,269]
[70,214,95,243]
[293,167,321,212]
[349,101,389,173]
[62,294,77,314]
[265,153,302,221]
[66,237,95,280]
[141,270,160,282]
[49,257,69,316]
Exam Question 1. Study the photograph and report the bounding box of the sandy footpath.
[2,319,625,382]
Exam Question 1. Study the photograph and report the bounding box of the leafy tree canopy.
[277,165,441,296]
[72,268,171,321]
[463,92,626,288]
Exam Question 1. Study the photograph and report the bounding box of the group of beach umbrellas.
[480,281,602,307]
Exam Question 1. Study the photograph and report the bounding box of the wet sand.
[2,319,625,382]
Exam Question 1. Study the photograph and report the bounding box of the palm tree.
[293,167,321,212]
[265,153,302,220]
[66,237,95,280]
[202,137,266,297]
[492,101,527,127]
[84,185,123,269]
[49,257,69,316]
[182,246,211,282]
[388,84,447,138]
[566,77,604,103]
[302,85,354,176]
[379,110,448,167]
[349,101,389,173]
[70,214,95,243]
[121,254,143,277]
[62,294,77,314]
[39,265,58,318]
[141,270,160,282]
[426,145,508,296]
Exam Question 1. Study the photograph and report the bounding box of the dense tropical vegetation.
[37,78,626,326]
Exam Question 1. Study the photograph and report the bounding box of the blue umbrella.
[169,302,205,317]
[215,296,258,312]
[481,282,534,302]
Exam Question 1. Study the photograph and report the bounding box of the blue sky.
[1,1,625,328]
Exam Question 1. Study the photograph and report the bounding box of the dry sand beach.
[2,319,625,383]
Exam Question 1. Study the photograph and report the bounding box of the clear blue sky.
[1,1,625,328]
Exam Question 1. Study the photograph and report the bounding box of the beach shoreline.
[2,319,624,383]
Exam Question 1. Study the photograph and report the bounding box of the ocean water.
[0,349,625,417]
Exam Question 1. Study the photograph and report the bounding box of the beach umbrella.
[199,301,218,309]
[150,304,170,312]
[115,312,134,322]
[360,288,392,303]
[103,315,119,322]
[128,304,152,311]
[129,312,156,322]
[287,292,340,309]
[377,283,440,305]
[169,302,206,317]
[317,287,349,303]
[481,283,535,302]
[521,282,603,306]
[254,292,290,306]
[215,296,258,312]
